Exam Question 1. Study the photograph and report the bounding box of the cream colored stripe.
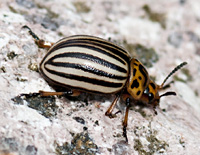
[45,46,127,69]
[55,35,129,56]
[50,57,128,77]
[42,67,123,93]
[45,64,127,83]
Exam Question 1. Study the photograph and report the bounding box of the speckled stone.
[0,0,200,154]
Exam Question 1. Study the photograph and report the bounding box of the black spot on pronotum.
[139,76,142,80]
[139,64,148,87]
[137,90,141,96]
[150,82,156,90]
[133,68,137,76]
[131,79,139,89]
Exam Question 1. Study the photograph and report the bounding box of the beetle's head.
[139,80,176,107]
[127,59,187,108]
[140,62,187,108]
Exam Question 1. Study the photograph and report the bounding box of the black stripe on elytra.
[51,39,130,65]
[47,52,127,73]
[44,67,123,88]
[139,64,148,87]
[59,35,128,55]
[46,62,127,80]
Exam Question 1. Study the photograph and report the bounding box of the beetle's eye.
[148,93,154,102]
[144,87,149,94]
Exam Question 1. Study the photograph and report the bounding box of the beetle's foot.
[19,92,40,98]
[114,110,122,115]
[153,107,158,115]
[123,126,128,143]
[105,112,117,118]
[105,110,121,118]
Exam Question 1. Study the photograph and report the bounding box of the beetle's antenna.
[22,25,53,48]
[160,91,176,98]
[160,62,187,88]
[22,25,40,41]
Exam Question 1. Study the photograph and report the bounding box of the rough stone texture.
[0,0,200,154]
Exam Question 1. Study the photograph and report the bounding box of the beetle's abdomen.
[40,35,130,94]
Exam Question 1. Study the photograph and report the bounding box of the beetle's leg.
[20,90,81,98]
[19,92,41,98]
[39,90,81,97]
[105,94,120,118]
[22,25,54,49]
[122,97,131,142]
[153,106,158,115]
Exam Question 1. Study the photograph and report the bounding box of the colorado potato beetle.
[22,26,187,142]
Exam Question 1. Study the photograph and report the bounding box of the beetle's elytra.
[22,25,187,142]
[40,35,130,94]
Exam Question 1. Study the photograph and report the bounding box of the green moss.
[123,41,159,68]
[181,68,192,81]
[147,135,169,154]
[173,68,192,83]
[8,5,18,13]
[133,125,169,154]
[134,139,147,155]
[142,4,166,29]
[173,76,184,83]
[73,2,91,13]
[55,132,98,155]
[12,94,57,119]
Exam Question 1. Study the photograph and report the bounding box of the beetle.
[22,25,187,142]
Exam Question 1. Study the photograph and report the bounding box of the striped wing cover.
[40,35,130,94]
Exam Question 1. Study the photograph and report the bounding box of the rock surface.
[0,0,200,154]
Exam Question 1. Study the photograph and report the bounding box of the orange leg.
[105,94,120,118]
[39,90,81,97]
[36,39,53,49]
[20,90,81,98]
[122,97,130,142]
[22,25,54,49]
